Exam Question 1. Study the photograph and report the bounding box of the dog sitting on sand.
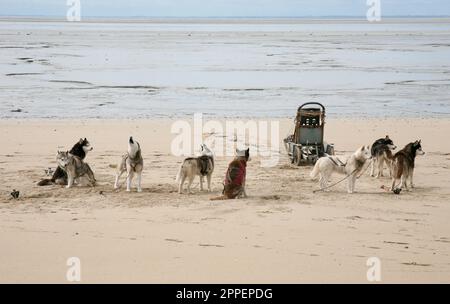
[114,136,144,192]
[37,138,93,186]
[210,148,250,200]
[176,144,214,194]
[56,151,96,188]
[370,135,397,178]
[310,145,372,193]
[390,140,425,192]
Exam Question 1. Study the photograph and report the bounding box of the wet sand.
[1,18,450,119]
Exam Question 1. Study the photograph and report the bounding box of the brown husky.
[210,148,250,200]
[391,140,425,191]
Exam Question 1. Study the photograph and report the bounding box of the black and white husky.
[370,135,397,178]
[114,137,144,192]
[37,138,93,186]
[176,144,214,194]
[310,145,372,193]
[391,140,425,191]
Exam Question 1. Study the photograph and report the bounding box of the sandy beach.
[1,118,449,283]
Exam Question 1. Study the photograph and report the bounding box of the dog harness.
[328,156,346,167]
[126,151,142,172]
[197,155,213,176]
[224,160,247,186]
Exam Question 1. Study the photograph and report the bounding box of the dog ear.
[79,138,83,144]
[418,139,421,144]
[385,135,389,139]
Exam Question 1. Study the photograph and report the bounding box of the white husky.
[114,136,143,192]
[310,145,372,193]
[176,144,214,194]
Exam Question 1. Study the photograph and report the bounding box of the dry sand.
[0,118,449,283]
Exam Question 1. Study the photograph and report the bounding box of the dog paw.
[126,189,131,192]
[137,188,142,193]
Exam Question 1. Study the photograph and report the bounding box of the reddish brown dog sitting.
[211,148,250,200]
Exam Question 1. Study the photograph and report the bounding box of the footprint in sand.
[199,243,224,248]
[401,262,432,267]
[165,238,183,243]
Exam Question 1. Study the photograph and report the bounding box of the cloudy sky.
[1,0,449,17]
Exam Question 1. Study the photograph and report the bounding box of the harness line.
[312,158,373,193]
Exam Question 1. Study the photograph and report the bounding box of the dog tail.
[37,179,53,186]
[210,195,227,201]
[310,160,321,179]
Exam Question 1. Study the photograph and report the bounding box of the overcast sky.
[1,0,450,17]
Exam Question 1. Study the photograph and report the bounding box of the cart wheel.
[295,146,302,166]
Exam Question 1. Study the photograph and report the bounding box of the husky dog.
[370,135,397,178]
[391,140,425,191]
[56,151,96,188]
[310,145,372,193]
[38,138,93,186]
[210,148,250,200]
[114,137,144,192]
[176,144,214,194]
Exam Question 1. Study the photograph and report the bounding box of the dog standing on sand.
[391,140,425,191]
[370,135,397,178]
[56,151,96,188]
[176,144,214,194]
[114,136,143,192]
[310,145,372,193]
[211,148,250,200]
[38,138,93,186]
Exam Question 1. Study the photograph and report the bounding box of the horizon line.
[2,14,450,19]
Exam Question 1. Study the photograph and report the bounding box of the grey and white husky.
[38,138,93,186]
[310,145,372,193]
[114,136,144,192]
[56,151,96,188]
[176,144,214,194]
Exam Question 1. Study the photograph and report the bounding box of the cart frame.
[284,102,334,165]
